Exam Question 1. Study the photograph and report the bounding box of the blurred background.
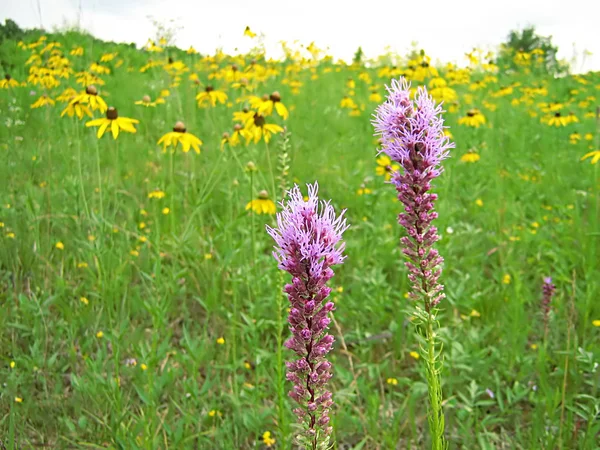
[2,0,599,72]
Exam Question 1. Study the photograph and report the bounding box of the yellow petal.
[111,120,119,139]
[97,120,109,138]
[275,102,289,120]
[86,118,106,127]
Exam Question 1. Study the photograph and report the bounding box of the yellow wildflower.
[246,190,276,215]
[157,121,203,154]
[86,107,139,139]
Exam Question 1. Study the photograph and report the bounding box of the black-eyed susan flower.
[581,150,600,164]
[542,112,568,127]
[148,189,166,199]
[157,121,203,154]
[221,124,243,150]
[244,26,257,38]
[246,190,276,215]
[31,95,55,109]
[233,107,254,124]
[458,109,486,128]
[75,71,105,87]
[242,113,283,144]
[70,85,108,113]
[99,52,118,63]
[196,85,227,107]
[569,132,581,144]
[375,154,399,181]
[55,87,78,103]
[340,96,357,109]
[70,46,84,56]
[86,107,139,139]
[61,101,92,120]
[460,150,480,163]
[134,95,164,107]
[90,62,110,75]
[0,74,20,88]
[255,91,289,120]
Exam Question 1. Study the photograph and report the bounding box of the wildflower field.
[0,25,599,449]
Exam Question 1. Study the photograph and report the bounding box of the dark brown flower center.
[173,121,186,133]
[205,85,214,92]
[554,112,561,117]
[5,74,10,81]
[222,132,230,139]
[269,91,281,103]
[86,85,98,95]
[234,124,242,132]
[231,64,238,72]
[253,113,265,127]
[106,107,118,120]
[258,190,269,200]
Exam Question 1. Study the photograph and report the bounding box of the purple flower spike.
[267,182,348,449]
[541,277,556,338]
[372,78,454,311]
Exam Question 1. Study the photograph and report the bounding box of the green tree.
[497,26,567,75]
[0,19,25,44]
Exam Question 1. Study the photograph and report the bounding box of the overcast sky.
[2,0,599,72]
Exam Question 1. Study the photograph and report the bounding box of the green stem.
[276,270,288,447]
[425,311,445,450]
[250,171,256,266]
[94,138,104,221]
[75,121,90,220]
[265,141,276,198]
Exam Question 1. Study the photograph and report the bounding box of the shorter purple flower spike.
[267,182,348,449]
[541,277,556,339]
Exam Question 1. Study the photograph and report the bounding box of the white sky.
[2,0,600,72]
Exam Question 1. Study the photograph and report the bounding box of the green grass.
[0,31,599,449]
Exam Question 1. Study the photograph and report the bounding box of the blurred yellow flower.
[148,190,166,199]
[262,432,275,447]
[461,151,480,163]
[246,190,276,215]
[376,155,399,181]
[244,26,257,38]
[581,150,600,164]
[196,85,227,107]
[458,109,486,127]
[157,122,203,154]
[70,85,108,113]
[31,95,55,109]
[241,113,283,144]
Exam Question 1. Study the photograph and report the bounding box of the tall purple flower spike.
[266,182,348,449]
[372,78,454,311]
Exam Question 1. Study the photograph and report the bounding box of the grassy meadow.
[0,27,599,449]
